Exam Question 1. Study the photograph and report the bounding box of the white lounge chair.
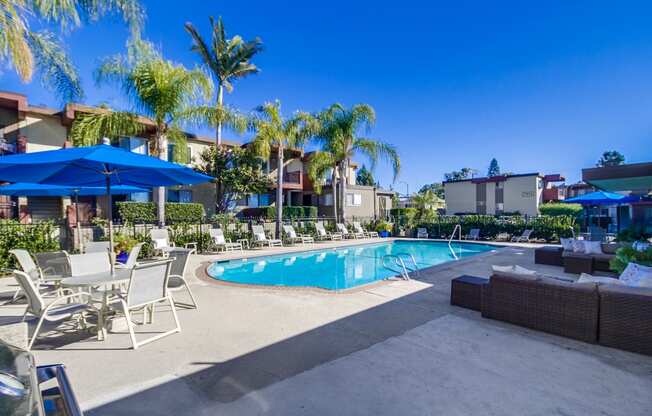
[107,259,181,350]
[150,228,196,256]
[314,222,342,241]
[465,228,481,240]
[511,229,534,242]
[14,269,96,350]
[283,225,315,245]
[84,241,110,254]
[337,223,362,239]
[10,249,63,301]
[167,248,198,309]
[252,225,283,248]
[208,228,243,252]
[353,222,379,238]
[416,228,429,239]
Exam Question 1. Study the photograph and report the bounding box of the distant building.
[443,173,565,217]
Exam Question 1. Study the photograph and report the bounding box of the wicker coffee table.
[535,246,563,266]
[450,275,489,311]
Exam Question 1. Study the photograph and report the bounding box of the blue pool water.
[206,240,497,290]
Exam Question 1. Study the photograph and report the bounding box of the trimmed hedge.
[539,202,583,218]
[238,206,318,219]
[116,202,205,223]
[414,214,577,241]
[0,220,60,269]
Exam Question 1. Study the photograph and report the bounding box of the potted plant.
[114,233,138,264]
[376,221,393,238]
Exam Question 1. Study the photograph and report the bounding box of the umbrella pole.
[75,191,82,253]
[106,176,114,273]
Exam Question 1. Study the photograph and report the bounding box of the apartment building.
[443,173,565,217]
[0,91,394,221]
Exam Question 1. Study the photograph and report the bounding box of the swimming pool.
[206,240,498,290]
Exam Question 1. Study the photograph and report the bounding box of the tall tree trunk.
[275,146,284,238]
[340,161,348,223]
[157,131,168,227]
[215,83,224,214]
[331,168,338,223]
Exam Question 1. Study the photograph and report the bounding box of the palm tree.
[70,49,212,226]
[184,16,263,147]
[0,0,144,101]
[306,148,340,222]
[315,103,400,221]
[250,101,317,237]
[411,190,440,222]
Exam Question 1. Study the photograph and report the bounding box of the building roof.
[443,172,542,184]
[583,162,652,193]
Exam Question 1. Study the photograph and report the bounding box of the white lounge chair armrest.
[184,242,198,250]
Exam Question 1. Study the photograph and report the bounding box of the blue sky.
[3,1,652,193]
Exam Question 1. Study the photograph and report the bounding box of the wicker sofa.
[535,242,629,274]
[480,271,652,355]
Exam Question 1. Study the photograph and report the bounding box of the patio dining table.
[60,269,132,341]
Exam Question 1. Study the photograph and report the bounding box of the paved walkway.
[1,240,650,415]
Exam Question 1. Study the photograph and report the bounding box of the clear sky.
[2,1,652,194]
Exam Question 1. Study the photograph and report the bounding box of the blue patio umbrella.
[0,182,150,251]
[0,142,213,253]
[564,191,640,205]
[564,191,640,233]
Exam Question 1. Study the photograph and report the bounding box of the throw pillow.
[152,238,167,249]
[583,241,603,255]
[572,239,586,253]
[577,273,624,286]
[620,262,652,286]
[492,265,537,275]
[560,238,575,251]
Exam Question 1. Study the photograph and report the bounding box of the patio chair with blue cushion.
[14,270,96,350]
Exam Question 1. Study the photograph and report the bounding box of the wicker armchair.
[482,272,600,343]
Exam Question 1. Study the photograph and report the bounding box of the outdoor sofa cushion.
[620,263,652,287]
[583,241,603,255]
[578,273,624,286]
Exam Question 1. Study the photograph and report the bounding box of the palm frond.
[69,110,145,146]
[166,124,188,164]
[353,138,400,180]
[28,30,83,102]
[306,151,335,194]
[178,105,247,134]
[34,0,145,35]
[0,0,33,81]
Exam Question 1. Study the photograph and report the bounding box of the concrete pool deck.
[1,239,651,415]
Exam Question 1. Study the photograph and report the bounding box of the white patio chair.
[465,228,481,240]
[167,248,198,309]
[353,222,379,238]
[33,251,71,280]
[511,229,534,242]
[149,228,196,256]
[68,251,112,277]
[10,249,62,301]
[283,225,314,245]
[14,270,96,350]
[84,241,110,254]
[337,223,360,239]
[252,225,283,248]
[208,228,243,252]
[416,228,429,239]
[115,243,144,270]
[107,259,180,350]
[314,222,342,241]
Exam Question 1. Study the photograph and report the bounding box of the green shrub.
[116,202,205,223]
[238,206,318,219]
[0,220,60,269]
[411,214,577,241]
[539,202,583,218]
[610,246,652,274]
[616,226,651,242]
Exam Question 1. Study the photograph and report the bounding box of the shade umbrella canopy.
[0,183,148,197]
[564,191,640,205]
[0,144,212,187]
[0,143,214,258]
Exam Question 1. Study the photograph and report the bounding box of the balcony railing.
[283,171,302,184]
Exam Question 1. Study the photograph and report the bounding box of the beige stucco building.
[443,173,565,217]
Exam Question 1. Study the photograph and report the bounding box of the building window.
[129,191,151,202]
[346,193,362,207]
[168,190,192,203]
[322,193,333,206]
